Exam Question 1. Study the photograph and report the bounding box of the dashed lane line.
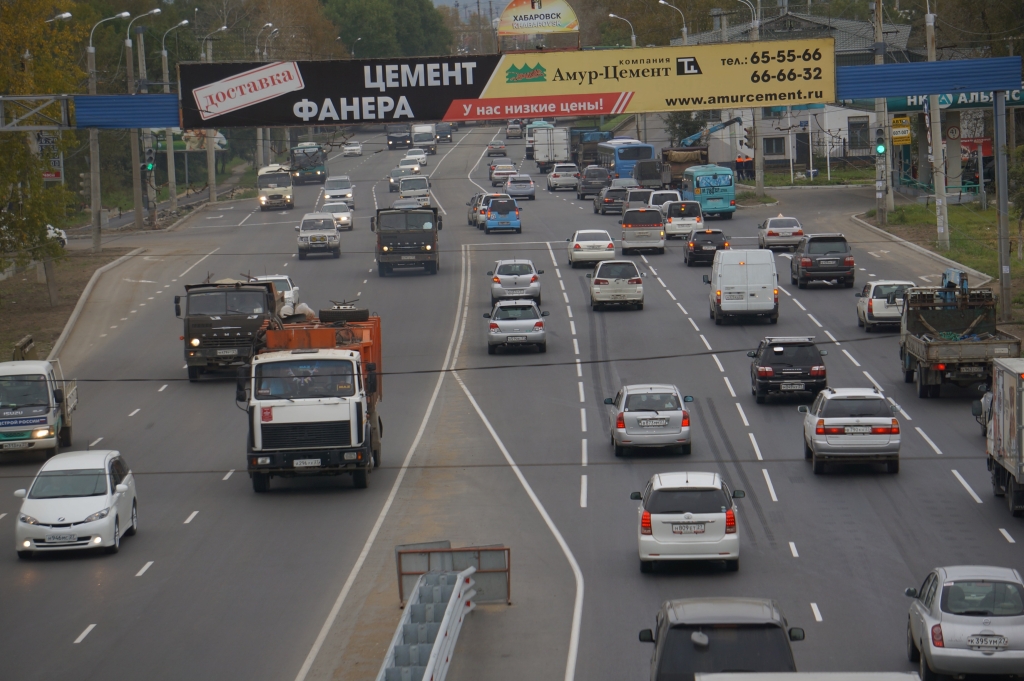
[578,382,585,403]
[128,409,140,417]
[89,437,103,447]
[916,427,942,454]
[179,248,221,278]
[666,290,676,300]
[762,469,778,502]
[748,433,763,461]
[712,354,724,372]
[952,470,983,503]
[723,377,736,397]
[575,359,582,377]
[807,313,823,328]
[676,302,688,314]
[735,403,749,427]
[789,542,799,557]
[1000,528,1016,543]
[184,511,199,524]
[700,335,712,351]
[580,475,588,508]
[74,624,96,644]
[842,349,861,366]
[158,384,168,392]
[824,330,839,344]
[581,439,588,467]
[688,318,700,331]
[888,397,911,420]
[573,339,580,354]
[222,469,235,481]
[863,371,884,392]
[811,603,823,622]
[580,408,587,432]
[136,561,154,577]
[792,299,806,311]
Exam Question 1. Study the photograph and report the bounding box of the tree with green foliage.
[325,0,451,58]
[1011,147,1024,260]
[663,112,706,146]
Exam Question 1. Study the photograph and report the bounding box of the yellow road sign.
[892,115,912,145]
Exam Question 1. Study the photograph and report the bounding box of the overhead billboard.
[496,0,579,35]
[176,39,835,128]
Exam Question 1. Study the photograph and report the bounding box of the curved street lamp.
[263,28,280,59]
[255,23,273,60]
[202,25,228,60]
[46,12,72,23]
[608,13,637,48]
[90,11,130,48]
[658,1,688,46]
[127,8,161,44]
[163,20,189,53]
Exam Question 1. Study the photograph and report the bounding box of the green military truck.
[371,205,442,276]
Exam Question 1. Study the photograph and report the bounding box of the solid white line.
[724,377,736,397]
[657,277,666,288]
[842,349,861,366]
[1000,528,1016,543]
[179,247,220,278]
[778,286,792,297]
[580,475,588,508]
[762,469,778,501]
[575,359,582,377]
[666,290,676,300]
[578,382,585,403]
[700,335,712,351]
[749,433,763,461]
[74,624,96,644]
[573,338,580,355]
[824,330,839,344]
[676,302,688,314]
[158,384,168,392]
[294,242,471,681]
[136,561,154,577]
[688,318,700,331]
[735,402,749,427]
[712,354,724,372]
[580,408,587,432]
[888,397,911,420]
[222,469,235,481]
[952,470,983,503]
[184,511,198,524]
[581,439,588,467]
[807,313,823,328]
[792,298,807,311]
[427,190,447,215]
[916,427,943,454]
[128,408,140,417]
[546,242,559,267]
[570,321,576,335]
[789,542,799,558]
[863,371,884,392]
[811,603,823,622]
[466,129,503,192]
[89,437,103,447]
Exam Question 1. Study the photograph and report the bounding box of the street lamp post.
[608,13,636,48]
[658,0,687,45]
[203,26,228,204]
[732,0,764,196]
[46,12,72,23]
[255,23,272,171]
[261,28,279,165]
[126,8,161,231]
[263,28,280,59]
[162,20,189,213]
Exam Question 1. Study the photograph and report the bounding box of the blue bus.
[680,164,736,219]
[596,138,655,179]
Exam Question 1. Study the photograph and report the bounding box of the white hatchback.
[405,148,428,166]
[631,471,743,573]
[856,280,914,331]
[15,450,138,558]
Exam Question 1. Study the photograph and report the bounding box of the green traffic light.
[875,144,886,155]
[145,163,154,171]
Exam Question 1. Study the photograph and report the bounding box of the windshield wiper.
[958,609,993,616]
[5,402,49,407]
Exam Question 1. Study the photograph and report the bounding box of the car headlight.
[286,195,292,200]
[82,507,110,523]
[19,514,40,525]
[382,246,390,252]
[299,236,309,243]
[32,427,53,438]
[344,192,352,198]
[190,338,201,347]
[259,196,267,202]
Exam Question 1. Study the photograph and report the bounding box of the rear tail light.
[723,242,729,248]
[574,243,582,249]
[553,174,560,178]
[695,216,702,223]
[774,289,779,304]
[793,229,803,235]
[816,419,825,435]
[533,321,544,330]
[616,412,626,429]
[487,211,493,219]
[641,510,652,535]
[823,425,845,434]
[628,277,642,284]
[516,209,520,217]
[594,278,610,285]
[607,242,615,249]
[934,363,946,372]
[767,230,779,237]
[725,509,736,533]
[844,255,855,266]
[871,419,901,435]
[810,365,826,377]
[688,241,695,248]
[891,419,900,434]
[868,298,874,313]
[489,322,499,331]
[757,366,774,378]
[730,200,736,206]
[604,198,613,203]
[800,257,813,267]
[530,274,538,283]
[681,410,690,427]
[716,290,722,305]
[493,276,501,283]
[931,624,944,648]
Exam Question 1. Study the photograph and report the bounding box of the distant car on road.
[856,279,914,331]
[758,214,804,250]
[503,174,536,200]
[323,175,355,208]
[791,233,855,289]
[606,385,694,457]
[576,166,609,199]
[322,201,353,230]
[609,177,640,189]
[546,163,579,191]
[567,229,616,268]
[398,157,421,174]
[295,212,340,259]
[483,299,549,354]
[404,148,428,166]
[662,201,703,240]
[587,260,644,310]
[488,259,542,305]
[467,192,510,228]
[487,141,507,156]
[252,274,300,306]
[342,141,363,156]
[798,387,901,474]
[490,167,517,187]
[387,166,414,192]
[506,123,523,139]
[684,228,729,266]
[483,198,521,234]
[593,187,627,215]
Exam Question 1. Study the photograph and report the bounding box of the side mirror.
[789,627,805,642]
[294,225,300,232]
[732,489,745,498]
[366,362,378,394]
[115,484,129,494]
[618,220,623,224]
[541,311,550,317]
[702,274,711,284]
[486,271,494,276]
[236,388,247,402]
[566,238,571,242]
[798,405,809,413]
[638,629,655,643]
[13,489,26,498]
[482,313,491,318]
[53,389,64,404]
[174,296,182,318]
[466,202,471,206]
[585,274,592,279]
[854,292,863,297]
[683,395,694,402]
[604,397,614,405]
[437,217,442,230]
[746,351,757,357]
[891,404,901,414]
[819,350,828,356]
[905,587,918,598]
[971,400,983,416]
[370,217,376,232]
[293,286,300,292]
[630,491,642,500]
[537,269,544,274]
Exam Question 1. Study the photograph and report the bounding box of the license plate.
[634,231,650,237]
[506,289,525,295]
[3,441,30,449]
[781,383,805,390]
[401,255,416,260]
[819,259,837,266]
[968,635,1007,648]
[638,418,668,427]
[961,366,984,373]
[499,221,511,225]
[845,426,871,434]
[311,243,326,248]
[293,458,321,468]
[724,292,744,300]
[216,348,238,356]
[703,245,716,250]
[507,336,527,342]
[45,533,76,543]
[672,523,705,534]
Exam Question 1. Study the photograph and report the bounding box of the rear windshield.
[667,202,702,218]
[695,173,733,188]
[604,189,627,199]
[761,344,820,367]
[941,581,1024,617]
[646,488,730,514]
[821,398,890,418]
[656,625,795,676]
[577,231,611,242]
[489,200,516,213]
[390,168,412,178]
[509,177,533,184]
[585,168,609,179]
[872,284,912,299]
[618,146,654,160]
[493,305,538,320]
[623,211,663,226]
[651,193,678,204]
[627,190,653,202]
[768,218,801,229]
[554,165,577,173]
[692,231,725,243]
[807,238,849,254]
[301,218,335,231]
[625,393,680,411]
[399,158,419,165]
[496,263,534,276]
[596,262,639,279]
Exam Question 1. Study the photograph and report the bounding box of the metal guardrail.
[396,546,511,606]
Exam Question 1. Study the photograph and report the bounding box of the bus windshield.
[290,147,325,169]
[258,173,291,189]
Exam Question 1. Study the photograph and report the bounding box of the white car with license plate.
[343,141,363,156]
[398,157,421,174]
[323,176,355,208]
[856,280,914,331]
[488,259,543,305]
[758,215,805,250]
[546,163,579,191]
[798,387,901,474]
[605,384,694,456]
[587,260,645,310]
[484,299,549,354]
[252,274,300,307]
[631,471,743,573]
[567,229,616,267]
[662,201,703,240]
[15,450,138,558]
[322,201,353,230]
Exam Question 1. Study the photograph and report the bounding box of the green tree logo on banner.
[506,63,547,83]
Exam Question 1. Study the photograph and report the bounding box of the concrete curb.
[848,213,993,287]
[737,182,871,191]
[47,247,146,361]
[736,201,780,209]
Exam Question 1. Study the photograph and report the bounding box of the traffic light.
[144,148,155,172]
[875,127,886,155]
[78,172,88,197]
[743,127,754,149]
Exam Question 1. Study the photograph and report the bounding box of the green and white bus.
[289,142,326,185]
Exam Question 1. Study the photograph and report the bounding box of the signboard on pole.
[36,132,63,181]
[496,0,580,35]
[891,116,911,146]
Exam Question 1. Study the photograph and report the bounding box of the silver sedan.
[604,384,694,455]
[504,174,536,200]
[567,229,616,268]
[907,565,1024,680]
[484,300,549,354]
[488,259,542,305]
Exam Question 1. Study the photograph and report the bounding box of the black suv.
[684,229,729,266]
[790,233,854,288]
[748,336,828,403]
[576,166,609,199]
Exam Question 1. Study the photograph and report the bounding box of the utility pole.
[87,46,102,252]
[206,37,218,205]
[162,20,188,214]
[925,9,950,248]
[872,0,887,224]
[137,26,157,226]
[125,36,145,231]
[994,91,1012,320]
[751,17,764,197]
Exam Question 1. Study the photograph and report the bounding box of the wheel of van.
[425,261,438,275]
[593,204,598,213]
[332,248,341,259]
[714,309,723,325]
[790,273,798,285]
[769,316,778,324]
[106,519,120,554]
[723,213,733,220]
[639,560,653,574]
[755,391,766,404]
[845,279,855,288]
[657,248,665,254]
[126,501,138,536]
[636,302,644,311]
[537,342,547,353]
[919,654,939,681]
[378,265,386,277]
[352,469,368,489]
[45,441,59,460]
[680,443,692,456]
[320,307,370,323]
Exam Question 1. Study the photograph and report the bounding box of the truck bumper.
[247,445,371,476]
[186,348,252,368]
[1,433,56,453]
[379,253,438,266]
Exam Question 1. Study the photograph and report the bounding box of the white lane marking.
[811,603,823,622]
[570,321,576,335]
[573,339,580,355]
[749,433,763,461]
[666,290,676,300]
[580,475,588,508]
[239,212,254,225]
[724,377,736,397]
[179,247,221,278]
[465,129,503,192]
[657,277,666,288]
[128,409,140,417]
[807,313,823,328]
[546,242,559,267]
[158,384,168,392]
[824,330,839,344]
[136,561,154,577]
[792,298,807,311]
[184,511,199,524]
[778,286,792,297]
[762,469,778,501]
[688,318,700,331]
[0,513,6,521]
[294,240,471,681]
[700,335,712,351]
[641,255,649,264]
[789,542,799,557]
[648,266,657,276]
[563,291,570,303]
[222,469,235,481]
[735,403,749,427]
[89,437,103,447]
[566,306,573,318]
[575,359,582,377]
[183,364,187,369]
[712,354,724,372]
[842,349,861,366]
[356,291,361,297]
[888,397,911,420]
[863,371,884,392]
[952,470,983,503]
[74,624,96,644]
[1000,528,1016,543]
[676,302,688,314]
[580,408,587,432]
[559,279,566,291]
[578,382,585,403]
[582,439,588,466]
[556,269,562,279]
[130,310,136,314]
[916,427,943,454]
[363,279,367,284]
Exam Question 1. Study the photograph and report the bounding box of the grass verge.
[736,190,779,206]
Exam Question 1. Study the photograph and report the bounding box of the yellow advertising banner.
[891,115,912,145]
[496,0,580,36]
[444,38,835,120]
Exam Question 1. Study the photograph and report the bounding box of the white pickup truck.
[0,359,77,458]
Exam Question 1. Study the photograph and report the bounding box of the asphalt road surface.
[1,124,1019,681]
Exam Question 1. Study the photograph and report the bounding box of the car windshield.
[623,211,662,226]
[821,398,890,418]
[258,173,291,189]
[401,177,429,190]
[496,264,534,276]
[391,168,412,178]
[761,344,819,367]
[695,173,733,188]
[378,212,436,231]
[255,360,356,399]
[29,469,108,499]
[872,284,911,299]
[597,263,639,279]
[667,203,702,218]
[807,238,849,254]
[0,375,49,409]
[188,291,265,316]
[262,278,291,292]
[324,179,351,190]
[693,231,725,243]
[489,199,516,214]
[345,143,360,149]
[646,488,729,514]
[941,580,1024,617]
[625,393,680,411]
[399,159,418,166]
[493,305,539,320]
[585,168,609,179]
[301,218,335,231]
[323,203,351,214]
[769,218,801,229]
[577,231,611,242]
[655,625,795,678]
[627,190,653,202]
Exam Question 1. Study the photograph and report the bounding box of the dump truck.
[978,357,1024,516]
[0,357,77,458]
[660,146,709,188]
[533,127,570,174]
[899,287,1021,398]
[238,304,383,493]
[572,130,612,167]
[631,160,673,189]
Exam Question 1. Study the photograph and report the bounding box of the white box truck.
[533,127,570,174]
[979,357,1024,516]
[411,124,437,154]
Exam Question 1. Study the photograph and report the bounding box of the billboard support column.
[873,0,888,224]
[994,91,1012,321]
[750,20,764,197]
[126,38,145,232]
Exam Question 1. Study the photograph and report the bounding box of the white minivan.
[702,249,778,325]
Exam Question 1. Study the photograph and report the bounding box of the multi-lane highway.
[1,124,1019,681]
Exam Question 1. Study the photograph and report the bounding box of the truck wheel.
[378,265,386,277]
[1009,477,1024,517]
[320,307,370,323]
[424,261,438,275]
[916,368,931,398]
[187,367,201,383]
[298,251,306,260]
[352,469,368,489]
[904,369,914,384]
[992,467,1007,497]
[252,473,269,493]
[59,425,72,447]
[45,441,59,460]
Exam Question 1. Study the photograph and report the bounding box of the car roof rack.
[763,336,816,344]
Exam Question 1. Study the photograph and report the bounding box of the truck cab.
[386,123,412,150]
[371,206,442,276]
[411,124,437,154]
[398,175,432,207]
[0,360,76,458]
